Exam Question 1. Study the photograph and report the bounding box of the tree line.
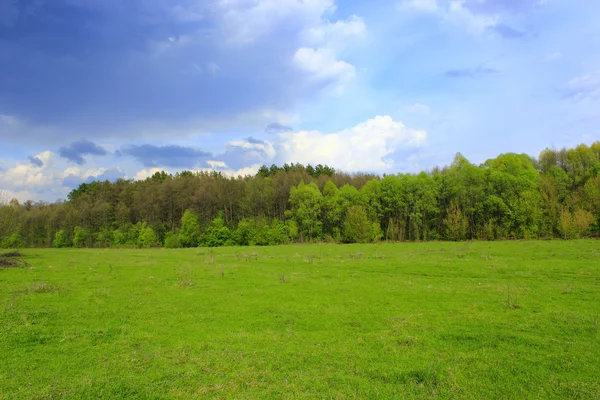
[1,142,599,248]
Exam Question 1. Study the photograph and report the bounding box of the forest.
[1,142,599,248]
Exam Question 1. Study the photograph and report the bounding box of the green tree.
[444,204,468,241]
[73,226,90,248]
[179,210,201,247]
[53,230,70,248]
[202,213,232,247]
[138,224,159,248]
[342,206,372,243]
[287,182,323,242]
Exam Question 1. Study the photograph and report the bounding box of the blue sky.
[1,0,599,201]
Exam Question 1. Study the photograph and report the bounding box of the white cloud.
[276,115,427,172]
[0,189,39,204]
[302,14,366,46]
[293,47,356,89]
[406,103,432,114]
[206,160,227,169]
[133,168,169,181]
[447,0,500,34]
[0,151,57,190]
[218,0,336,45]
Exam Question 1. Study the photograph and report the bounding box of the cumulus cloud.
[58,140,108,165]
[121,145,212,168]
[275,115,427,172]
[302,15,366,46]
[293,47,356,90]
[133,168,170,181]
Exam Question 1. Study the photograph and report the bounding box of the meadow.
[1,240,599,399]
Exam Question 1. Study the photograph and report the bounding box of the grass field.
[1,241,599,399]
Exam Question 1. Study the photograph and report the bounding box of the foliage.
[443,204,468,241]
[342,206,372,243]
[53,230,70,248]
[73,226,91,248]
[163,231,181,248]
[1,232,23,249]
[1,141,599,248]
[201,213,232,247]
[137,223,159,248]
[179,210,201,248]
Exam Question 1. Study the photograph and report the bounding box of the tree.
[342,206,372,243]
[179,210,200,247]
[53,230,70,248]
[444,204,468,241]
[202,213,232,247]
[138,223,159,248]
[287,182,323,242]
[73,226,90,248]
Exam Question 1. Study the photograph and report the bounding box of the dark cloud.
[493,24,525,39]
[58,140,108,164]
[265,122,294,134]
[463,0,543,15]
[28,156,44,167]
[0,1,328,143]
[121,144,212,168]
[445,66,499,79]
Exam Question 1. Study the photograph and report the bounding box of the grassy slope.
[1,241,599,399]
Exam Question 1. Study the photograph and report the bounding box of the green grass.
[1,241,599,399]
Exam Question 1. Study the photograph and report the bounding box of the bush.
[201,213,232,247]
[53,230,71,248]
[1,232,23,249]
[164,231,181,248]
[73,226,91,248]
[138,224,159,248]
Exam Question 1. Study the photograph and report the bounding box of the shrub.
[164,231,181,248]
[53,230,71,248]
[1,232,23,249]
[138,224,159,248]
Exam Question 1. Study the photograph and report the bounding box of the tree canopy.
[1,144,599,249]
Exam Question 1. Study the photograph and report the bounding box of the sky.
[1,0,599,202]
